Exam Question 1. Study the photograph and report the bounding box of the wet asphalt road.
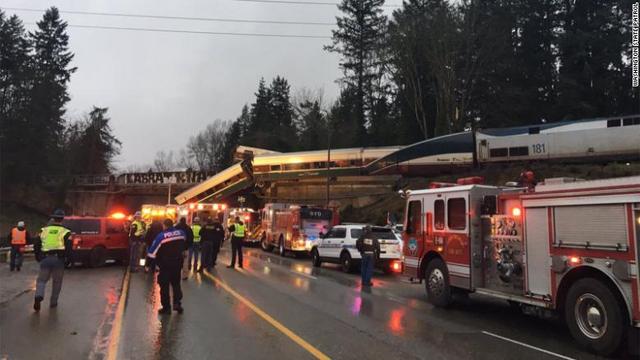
[0,244,628,360]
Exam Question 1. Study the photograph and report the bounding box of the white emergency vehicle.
[311,224,403,273]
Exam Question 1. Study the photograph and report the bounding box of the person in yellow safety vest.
[8,221,32,272]
[227,217,245,269]
[129,211,147,272]
[33,209,72,312]
[190,218,202,272]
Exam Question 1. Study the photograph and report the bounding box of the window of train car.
[490,148,508,157]
[447,198,466,230]
[623,117,640,126]
[509,146,529,157]
[434,200,445,230]
[607,119,621,127]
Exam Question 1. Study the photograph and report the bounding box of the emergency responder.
[199,217,225,271]
[175,218,193,279]
[8,221,31,271]
[356,226,379,287]
[189,217,202,272]
[517,168,537,191]
[144,220,163,273]
[129,212,147,272]
[33,209,72,311]
[227,217,245,269]
[147,218,186,314]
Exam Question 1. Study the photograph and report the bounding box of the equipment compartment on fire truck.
[401,176,640,356]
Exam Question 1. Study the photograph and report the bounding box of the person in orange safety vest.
[8,221,31,271]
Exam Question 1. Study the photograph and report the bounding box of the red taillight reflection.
[391,260,402,273]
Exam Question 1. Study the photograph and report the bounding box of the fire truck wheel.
[565,278,625,356]
[260,234,273,252]
[424,258,452,307]
[311,249,322,267]
[340,252,355,273]
[89,246,107,268]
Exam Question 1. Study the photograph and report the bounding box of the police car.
[310,224,402,274]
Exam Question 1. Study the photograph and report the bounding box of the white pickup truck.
[310,224,402,273]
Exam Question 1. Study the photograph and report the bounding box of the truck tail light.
[569,256,581,265]
[390,260,402,273]
[512,207,522,217]
[73,237,82,248]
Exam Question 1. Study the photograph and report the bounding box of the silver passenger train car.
[176,115,640,204]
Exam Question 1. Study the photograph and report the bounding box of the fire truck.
[401,176,640,355]
[259,203,339,256]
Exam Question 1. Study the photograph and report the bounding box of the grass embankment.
[341,161,640,225]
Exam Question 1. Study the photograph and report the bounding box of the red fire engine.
[259,203,339,256]
[401,176,640,355]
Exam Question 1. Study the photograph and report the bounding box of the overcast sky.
[3,0,397,170]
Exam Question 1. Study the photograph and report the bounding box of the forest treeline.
[0,8,120,186]
[2,1,637,180]
[181,0,636,172]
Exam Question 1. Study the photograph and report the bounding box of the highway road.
[0,244,631,360]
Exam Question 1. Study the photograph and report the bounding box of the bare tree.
[186,119,231,172]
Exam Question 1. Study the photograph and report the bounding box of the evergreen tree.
[325,0,387,144]
[77,107,121,174]
[269,76,296,151]
[327,87,366,148]
[0,11,32,184]
[26,7,76,178]
[297,100,327,150]
[556,0,635,119]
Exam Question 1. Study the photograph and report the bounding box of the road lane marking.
[291,270,318,280]
[203,271,331,360]
[481,331,575,360]
[105,269,131,360]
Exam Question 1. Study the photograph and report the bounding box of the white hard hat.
[17,221,25,227]
[134,211,142,217]
[194,217,200,222]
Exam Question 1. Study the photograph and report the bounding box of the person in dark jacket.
[175,218,193,279]
[144,220,163,273]
[356,226,380,287]
[148,219,186,314]
[199,218,225,271]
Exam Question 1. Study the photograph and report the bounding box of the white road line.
[291,270,318,280]
[481,331,576,360]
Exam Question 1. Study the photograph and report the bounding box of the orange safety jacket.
[11,228,27,245]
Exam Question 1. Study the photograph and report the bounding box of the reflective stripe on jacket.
[233,224,246,237]
[192,224,202,243]
[132,220,146,237]
[41,225,70,252]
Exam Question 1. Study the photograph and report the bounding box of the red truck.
[62,215,129,267]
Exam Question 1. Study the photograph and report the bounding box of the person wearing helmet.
[129,211,147,272]
[33,209,72,311]
[8,221,32,271]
